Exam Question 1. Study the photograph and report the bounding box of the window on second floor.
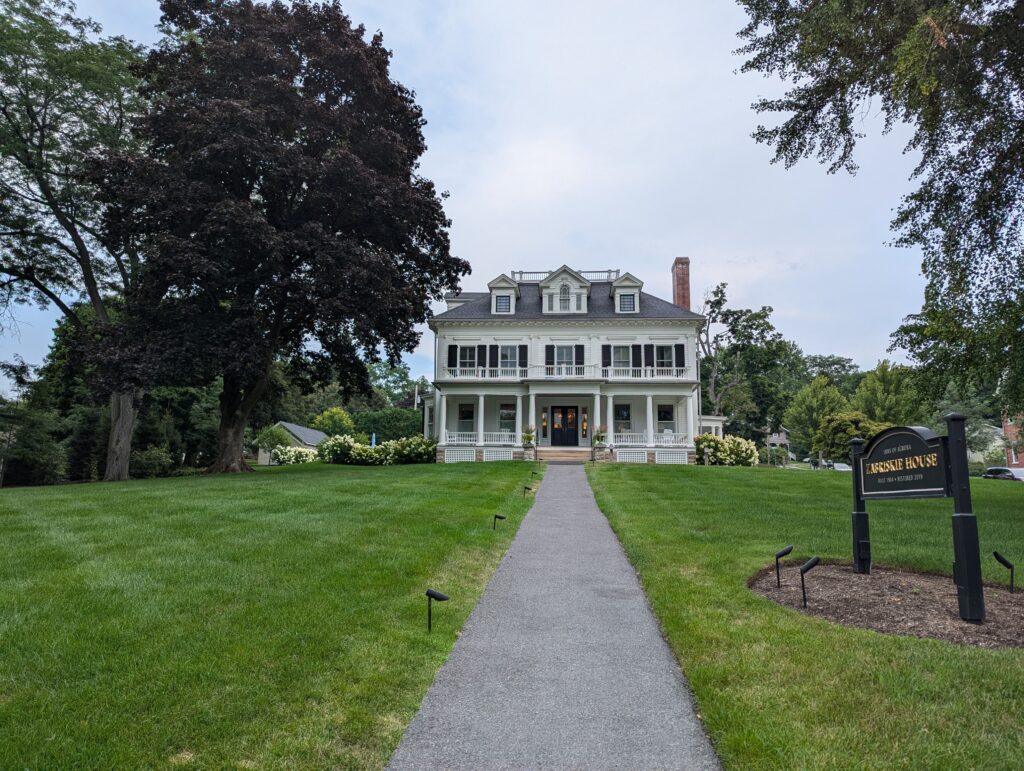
[458,347,476,370]
[612,345,631,369]
[656,345,674,368]
[499,345,517,368]
[555,345,574,369]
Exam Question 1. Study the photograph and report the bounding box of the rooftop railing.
[509,269,621,282]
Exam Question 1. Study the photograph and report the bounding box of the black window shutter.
[631,344,642,368]
[518,344,528,368]
[601,344,611,367]
[644,344,655,367]
[674,344,686,368]
[488,344,498,368]
[476,344,486,367]
[447,345,458,368]
[545,345,555,366]
[574,344,584,366]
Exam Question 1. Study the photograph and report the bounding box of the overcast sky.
[0,0,926,395]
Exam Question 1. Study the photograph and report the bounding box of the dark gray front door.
[551,406,578,446]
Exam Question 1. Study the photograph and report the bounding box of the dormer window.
[487,274,519,314]
[495,295,511,313]
[619,293,636,312]
[559,283,570,311]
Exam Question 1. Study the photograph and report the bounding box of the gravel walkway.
[388,464,719,770]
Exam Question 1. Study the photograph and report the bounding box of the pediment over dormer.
[539,265,591,291]
[487,274,520,296]
[539,266,590,314]
[610,272,643,292]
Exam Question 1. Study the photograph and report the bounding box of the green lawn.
[0,461,541,768]
[587,464,1024,770]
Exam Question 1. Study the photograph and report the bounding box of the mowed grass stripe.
[0,461,542,769]
[587,464,1024,770]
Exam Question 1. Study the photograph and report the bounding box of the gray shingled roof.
[277,421,328,447]
[434,282,703,321]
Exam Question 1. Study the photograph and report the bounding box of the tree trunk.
[103,390,138,481]
[207,372,269,473]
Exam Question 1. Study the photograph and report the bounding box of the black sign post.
[850,438,871,574]
[851,414,985,623]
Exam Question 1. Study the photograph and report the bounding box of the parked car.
[831,462,852,472]
[982,467,1024,481]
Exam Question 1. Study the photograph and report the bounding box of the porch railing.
[445,431,476,445]
[613,432,646,446]
[483,431,516,445]
[439,364,691,381]
[655,433,689,446]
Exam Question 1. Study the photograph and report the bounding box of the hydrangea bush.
[270,446,318,465]
[316,434,436,466]
[693,433,758,466]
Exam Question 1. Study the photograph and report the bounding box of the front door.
[551,406,578,446]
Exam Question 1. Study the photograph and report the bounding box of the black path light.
[775,545,794,588]
[993,551,1015,593]
[426,588,449,632]
[493,514,507,530]
[799,556,820,608]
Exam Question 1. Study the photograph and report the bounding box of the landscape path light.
[775,545,794,588]
[993,551,1015,593]
[426,588,449,632]
[493,514,507,530]
[799,556,820,608]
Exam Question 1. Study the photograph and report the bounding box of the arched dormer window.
[559,283,570,311]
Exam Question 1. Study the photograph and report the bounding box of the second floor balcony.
[439,364,692,382]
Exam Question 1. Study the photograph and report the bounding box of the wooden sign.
[858,426,948,500]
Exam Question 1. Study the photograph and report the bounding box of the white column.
[593,393,601,440]
[477,393,485,446]
[438,394,447,444]
[677,397,686,438]
[529,392,537,435]
[646,395,655,447]
[515,394,523,447]
[689,392,699,441]
[606,394,615,446]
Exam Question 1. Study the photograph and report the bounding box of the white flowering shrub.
[694,433,728,465]
[722,435,758,466]
[317,433,436,466]
[270,446,318,465]
[317,434,356,464]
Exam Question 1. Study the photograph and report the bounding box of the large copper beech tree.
[100,0,467,472]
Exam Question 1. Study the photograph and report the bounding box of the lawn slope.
[587,465,1024,770]
[0,462,541,768]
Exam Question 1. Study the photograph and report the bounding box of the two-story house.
[424,258,724,463]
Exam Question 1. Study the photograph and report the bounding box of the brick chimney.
[672,257,691,311]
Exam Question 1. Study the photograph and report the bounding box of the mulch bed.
[750,561,1023,649]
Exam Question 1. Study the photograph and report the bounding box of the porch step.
[537,448,593,462]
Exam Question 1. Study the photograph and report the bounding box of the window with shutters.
[495,295,511,313]
[656,346,674,368]
[555,345,574,372]
[457,403,474,432]
[458,347,476,369]
[612,346,631,369]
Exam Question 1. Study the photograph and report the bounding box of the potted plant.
[591,424,608,448]
[522,425,536,461]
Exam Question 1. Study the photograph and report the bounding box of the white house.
[425,258,719,463]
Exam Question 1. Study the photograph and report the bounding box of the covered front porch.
[427,383,702,461]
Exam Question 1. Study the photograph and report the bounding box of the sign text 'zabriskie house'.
[423,258,724,463]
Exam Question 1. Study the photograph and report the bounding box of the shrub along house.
[425,259,717,463]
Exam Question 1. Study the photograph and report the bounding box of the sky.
[0,0,926,395]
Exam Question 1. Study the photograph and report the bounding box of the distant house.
[766,427,792,459]
[1003,416,1022,468]
[257,421,327,465]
